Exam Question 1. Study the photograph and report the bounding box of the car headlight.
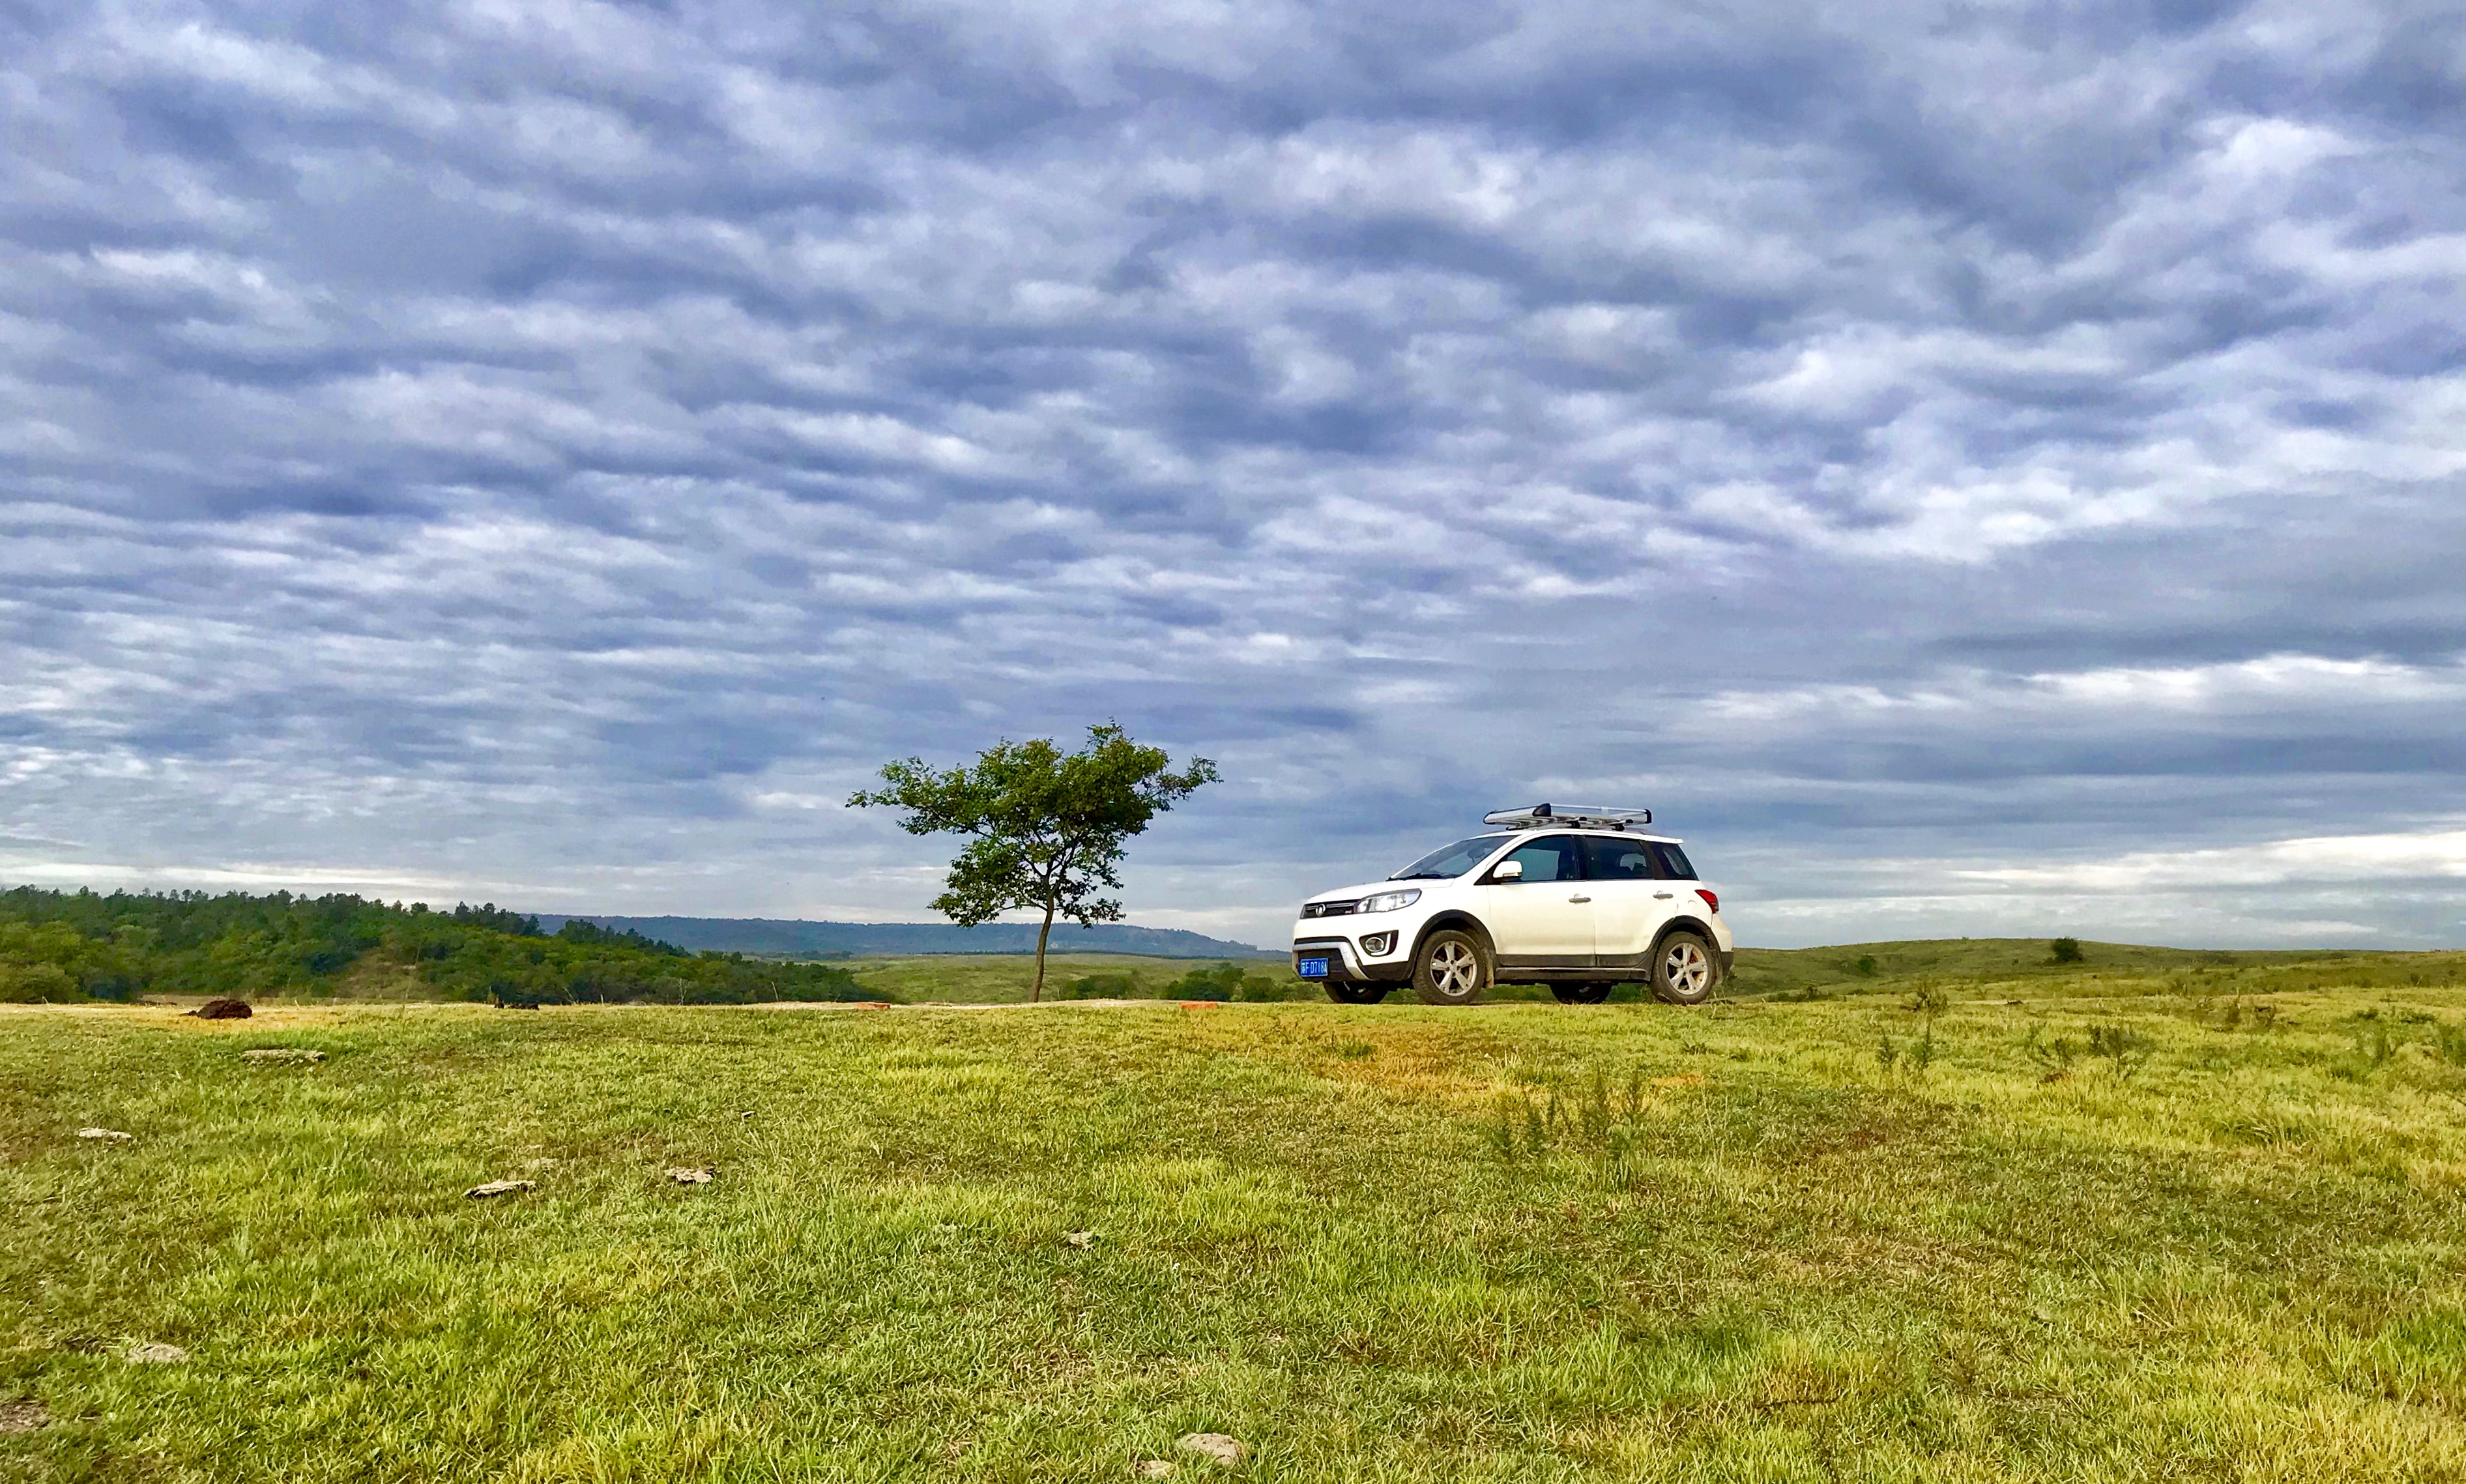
[1356,889,1421,914]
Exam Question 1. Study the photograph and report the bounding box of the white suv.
[1289,806,1733,1006]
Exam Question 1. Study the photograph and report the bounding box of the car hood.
[1300,880,1426,907]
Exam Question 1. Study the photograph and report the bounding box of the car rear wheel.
[1412,930,1490,1006]
[1550,983,1614,1004]
[1651,931,1719,1005]
[1324,981,1389,1004]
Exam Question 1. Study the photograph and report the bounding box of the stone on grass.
[465,1179,536,1199]
[241,1048,325,1064]
[1178,1433,1249,1466]
[1134,1461,1176,1479]
[0,1399,48,1434]
[1065,1230,1097,1248]
[188,998,251,1019]
[76,1128,134,1142]
[668,1166,716,1185]
[124,1342,188,1365]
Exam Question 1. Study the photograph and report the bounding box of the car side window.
[1494,835,1581,883]
[1652,844,1698,880]
[1580,836,1656,880]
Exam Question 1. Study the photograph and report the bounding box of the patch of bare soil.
[0,1399,48,1434]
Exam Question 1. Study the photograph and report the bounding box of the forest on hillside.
[0,888,871,1005]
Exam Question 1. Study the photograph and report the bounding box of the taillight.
[1696,888,1719,914]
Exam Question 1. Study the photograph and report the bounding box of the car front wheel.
[1651,931,1719,1005]
[1412,930,1490,1006]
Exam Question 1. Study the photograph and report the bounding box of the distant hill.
[532,915,1276,959]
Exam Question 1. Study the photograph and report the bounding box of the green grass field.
[8,947,2466,1481]
[832,954,1259,1004]
[827,938,2440,1007]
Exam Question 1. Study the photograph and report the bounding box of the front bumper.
[1291,935,1414,984]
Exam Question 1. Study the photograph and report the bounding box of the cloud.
[1,0,2463,950]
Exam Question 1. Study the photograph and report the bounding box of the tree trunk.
[1032,903,1056,1002]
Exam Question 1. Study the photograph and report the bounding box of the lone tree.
[850,723,1219,1001]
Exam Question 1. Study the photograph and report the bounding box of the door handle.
[1568,894,1590,903]
[1653,891,1675,899]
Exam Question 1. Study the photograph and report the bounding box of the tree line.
[0,887,870,1006]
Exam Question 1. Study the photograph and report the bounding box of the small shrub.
[1063,972,1143,999]
[2085,1025,2153,1080]
[2024,1025,2080,1078]
[1855,955,1878,978]
[1159,961,1298,1002]
[2050,937,2084,965]
[1165,962,1241,1000]
[1903,982,1949,1015]
[0,961,80,1003]
[1233,974,1299,1002]
[1879,1027,1936,1079]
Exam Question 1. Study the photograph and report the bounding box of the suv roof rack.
[1482,802,1652,831]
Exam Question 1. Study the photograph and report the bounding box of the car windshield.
[1391,834,1510,880]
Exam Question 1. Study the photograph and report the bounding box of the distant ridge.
[532,915,1275,959]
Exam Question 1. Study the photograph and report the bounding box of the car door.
[1579,835,1681,972]
[1477,834,1593,967]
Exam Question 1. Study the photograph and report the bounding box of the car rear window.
[1580,837,1657,880]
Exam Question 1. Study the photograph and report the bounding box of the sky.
[3,0,2463,952]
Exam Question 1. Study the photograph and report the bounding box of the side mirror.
[1492,860,1524,881]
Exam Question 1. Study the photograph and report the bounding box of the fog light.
[1361,932,1397,956]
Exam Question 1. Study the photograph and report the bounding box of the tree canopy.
[0,888,870,1006]
[850,723,1219,1000]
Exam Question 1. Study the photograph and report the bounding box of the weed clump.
[2355,1023,2399,1068]
[1878,1026,1937,1079]
[2025,1023,2151,1081]
[1487,1066,1660,1184]
[2434,1021,2466,1066]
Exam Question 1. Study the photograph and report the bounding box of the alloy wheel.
[1662,939,1711,997]
[1428,940,1480,997]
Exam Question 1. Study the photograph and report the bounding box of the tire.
[1651,931,1720,1005]
[1324,981,1390,1004]
[1412,929,1491,1006]
[1550,983,1613,1005]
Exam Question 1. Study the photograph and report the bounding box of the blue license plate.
[1298,956,1329,978]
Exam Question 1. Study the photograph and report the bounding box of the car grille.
[1301,899,1359,918]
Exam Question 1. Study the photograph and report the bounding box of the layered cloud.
[2,0,2462,948]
